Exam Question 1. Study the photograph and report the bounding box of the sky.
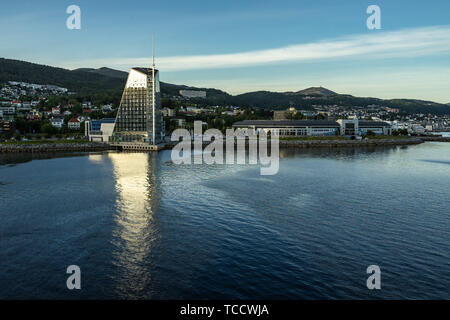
[1,0,450,102]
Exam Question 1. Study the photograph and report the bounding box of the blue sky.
[1,0,450,102]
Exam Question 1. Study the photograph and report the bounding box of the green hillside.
[1,58,449,115]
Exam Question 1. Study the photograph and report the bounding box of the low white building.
[410,124,425,134]
[232,120,340,137]
[337,119,392,136]
[85,118,116,142]
[233,119,392,137]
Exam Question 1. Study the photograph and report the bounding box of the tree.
[366,130,376,137]
[41,122,58,135]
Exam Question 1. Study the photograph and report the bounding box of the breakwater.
[279,137,423,148]
[164,137,424,149]
[0,142,110,153]
[419,136,450,142]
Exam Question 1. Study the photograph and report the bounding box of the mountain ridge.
[1,58,449,114]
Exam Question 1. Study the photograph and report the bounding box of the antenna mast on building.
[151,34,156,145]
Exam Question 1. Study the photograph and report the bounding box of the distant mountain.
[0,58,449,115]
[295,86,337,96]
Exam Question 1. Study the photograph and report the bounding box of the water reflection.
[108,152,161,299]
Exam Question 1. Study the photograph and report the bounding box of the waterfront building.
[358,121,392,135]
[111,67,165,145]
[232,120,340,136]
[337,119,392,136]
[85,118,116,142]
[337,119,359,136]
[233,119,392,137]
[410,124,425,134]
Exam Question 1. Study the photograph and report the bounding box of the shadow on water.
[0,151,109,167]
[278,145,411,162]
[419,159,450,165]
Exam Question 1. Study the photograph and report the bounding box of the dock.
[109,143,166,151]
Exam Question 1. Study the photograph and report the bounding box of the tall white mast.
[152,34,156,145]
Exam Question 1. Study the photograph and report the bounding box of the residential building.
[68,118,81,130]
[50,117,64,128]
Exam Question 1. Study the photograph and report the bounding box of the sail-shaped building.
[111,66,165,145]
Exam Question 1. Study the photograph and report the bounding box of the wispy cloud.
[63,25,450,71]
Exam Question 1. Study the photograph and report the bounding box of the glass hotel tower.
[112,67,164,145]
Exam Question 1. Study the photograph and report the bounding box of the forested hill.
[0,58,230,98]
[1,58,449,115]
[0,58,125,93]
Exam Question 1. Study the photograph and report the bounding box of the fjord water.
[0,142,449,299]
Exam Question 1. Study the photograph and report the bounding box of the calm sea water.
[0,142,449,299]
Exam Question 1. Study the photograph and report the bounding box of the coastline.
[278,137,424,148]
[2,136,450,153]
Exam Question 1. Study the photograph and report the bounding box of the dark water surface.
[0,142,449,299]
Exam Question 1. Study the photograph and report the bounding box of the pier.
[109,143,166,151]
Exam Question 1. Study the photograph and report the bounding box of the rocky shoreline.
[1,136,448,153]
[278,137,424,148]
[0,142,110,153]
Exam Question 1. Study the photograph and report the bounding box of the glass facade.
[112,68,164,145]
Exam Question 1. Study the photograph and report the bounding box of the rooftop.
[233,120,340,127]
[359,121,391,127]
[132,67,159,75]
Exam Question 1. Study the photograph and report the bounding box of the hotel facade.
[111,67,165,145]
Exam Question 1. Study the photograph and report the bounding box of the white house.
[68,118,80,130]
[50,117,64,128]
